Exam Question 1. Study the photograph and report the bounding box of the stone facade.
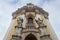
[4,3,58,40]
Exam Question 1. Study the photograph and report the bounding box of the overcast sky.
[0,0,60,40]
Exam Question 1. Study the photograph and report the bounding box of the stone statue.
[17,18,23,27]
[35,18,43,27]
[35,18,48,36]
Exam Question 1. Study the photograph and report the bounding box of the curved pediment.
[12,3,49,19]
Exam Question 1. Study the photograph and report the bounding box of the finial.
[27,3,33,5]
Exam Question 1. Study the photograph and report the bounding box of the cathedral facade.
[4,3,58,40]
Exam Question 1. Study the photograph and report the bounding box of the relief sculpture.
[17,18,23,27]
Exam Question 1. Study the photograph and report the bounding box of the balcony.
[26,23,35,28]
[22,28,40,33]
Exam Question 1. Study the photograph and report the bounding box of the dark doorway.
[25,34,37,40]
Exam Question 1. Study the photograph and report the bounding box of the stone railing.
[22,28,40,33]
[26,23,35,29]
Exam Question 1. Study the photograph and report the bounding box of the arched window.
[25,34,37,40]
[28,17,33,23]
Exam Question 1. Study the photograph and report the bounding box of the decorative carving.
[26,23,35,29]
[11,35,22,40]
[12,13,17,19]
[44,14,48,19]
[12,3,49,18]
[15,27,22,35]
[40,27,48,35]
[17,18,23,27]
[11,18,23,40]
[35,18,48,35]
[35,18,43,27]
[40,34,52,40]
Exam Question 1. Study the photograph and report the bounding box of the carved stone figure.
[35,18,48,35]
[17,18,23,27]
[35,18,43,27]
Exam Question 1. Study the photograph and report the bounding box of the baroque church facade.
[4,3,58,40]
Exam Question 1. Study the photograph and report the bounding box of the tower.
[5,3,58,40]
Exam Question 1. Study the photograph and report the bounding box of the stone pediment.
[12,3,49,19]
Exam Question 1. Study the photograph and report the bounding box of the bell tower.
[5,3,58,40]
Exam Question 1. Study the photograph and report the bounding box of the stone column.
[11,18,23,40]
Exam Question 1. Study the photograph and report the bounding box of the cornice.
[12,3,49,19]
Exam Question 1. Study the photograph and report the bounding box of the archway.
[25,34,37,40]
